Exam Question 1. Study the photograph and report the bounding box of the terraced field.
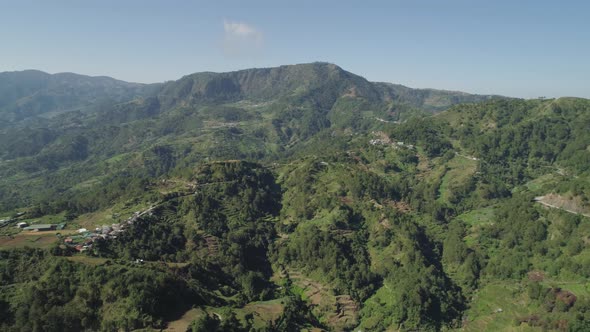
[287,269,359,330]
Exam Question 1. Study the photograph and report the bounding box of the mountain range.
[0,63,589,331]
[0,63,501,211]
[0,63,497,125]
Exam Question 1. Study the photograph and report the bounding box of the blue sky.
[1,0,589,98]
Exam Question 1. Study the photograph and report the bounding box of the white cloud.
[222,19,263,56]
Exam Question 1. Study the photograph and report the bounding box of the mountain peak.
[158,62,375,107]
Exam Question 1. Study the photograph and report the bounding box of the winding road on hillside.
[534,196,590,218]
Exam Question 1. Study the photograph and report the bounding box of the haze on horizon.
[1,0,589,99]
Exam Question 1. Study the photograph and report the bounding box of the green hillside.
[0,70,157,126]
[0,63,498,214]
[1,65,589,331]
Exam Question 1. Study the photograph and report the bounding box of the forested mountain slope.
[1,65,589,331]
[0,63,498,213]
[0,70,157,126]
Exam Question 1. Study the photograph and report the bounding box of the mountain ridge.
[1,62,504,122]
[1,64,590,331]
[0,69,159,125]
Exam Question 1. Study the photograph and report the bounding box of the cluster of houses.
[0,212,26,228]
[369,131,415,149]
[2,206,157,253]
[61,208,153,252]
[369,138,391,146]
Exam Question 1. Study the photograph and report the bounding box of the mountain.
[3,64,590,331]
[0,70,158,126]
[158,62,377,103]
[156,62,500,113]
[0,63,497,125]
[375,81,501,112]
[0,63,501,211]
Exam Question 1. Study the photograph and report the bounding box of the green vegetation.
[0,248,201,331]
[1,64,590,331]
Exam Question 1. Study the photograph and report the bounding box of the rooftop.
[23,224,55,230]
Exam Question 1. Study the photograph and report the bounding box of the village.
[1,206,156,252]
[369,130,415,149]
[1,180,202,252]
[62,206,156,252]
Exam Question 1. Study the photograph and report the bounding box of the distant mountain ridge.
[157,62,501,111]
[0,70,158,125]
[0,63,501,126]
